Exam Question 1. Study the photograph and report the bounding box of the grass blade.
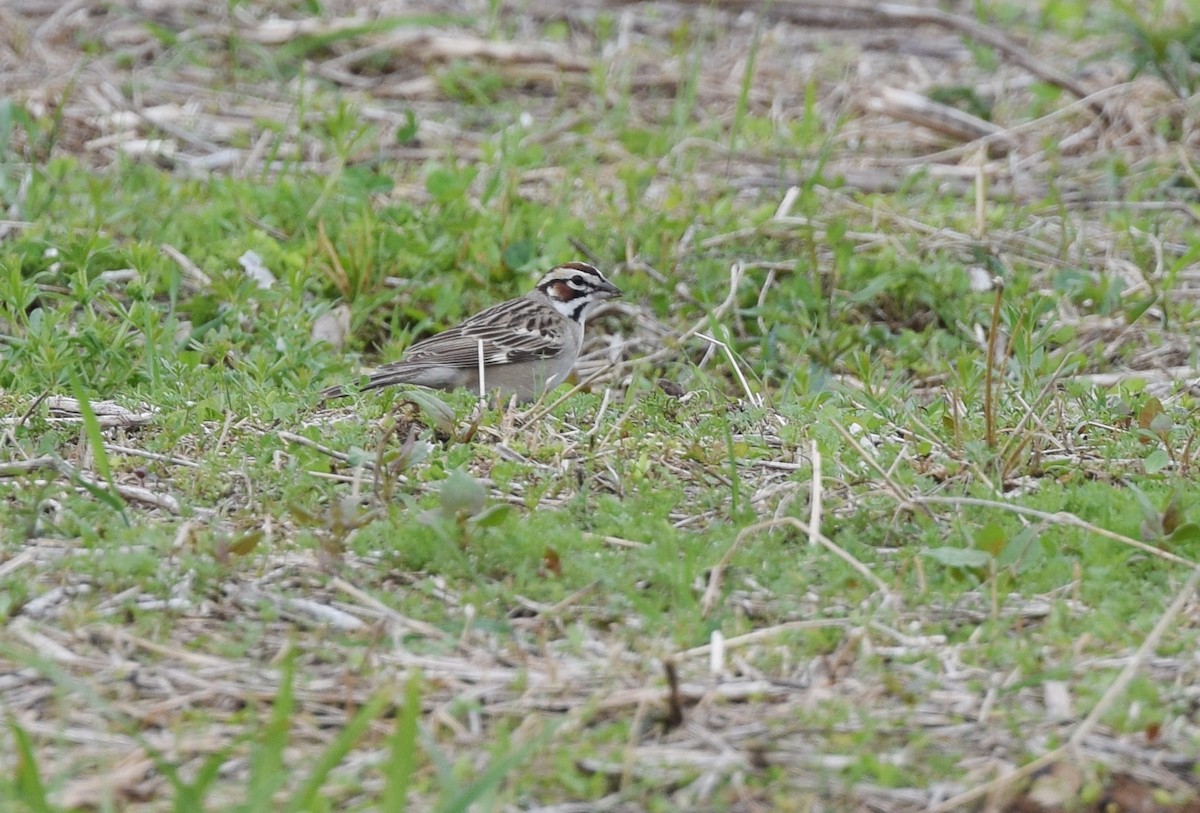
[68,372,114,485]
[242,651,296,812]
[67,371,127,518]
[380,672,422,812]
[728,15,762,161]
[9,715,56,813]
[284,688,393,813]
[164,741,241,813]
[438,720,559,813]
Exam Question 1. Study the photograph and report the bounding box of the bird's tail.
[319,383,350,400]
[320,363,449,401]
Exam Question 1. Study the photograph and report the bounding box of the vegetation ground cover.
[2,0,1200,810]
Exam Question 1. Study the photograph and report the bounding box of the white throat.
[549,293,595,324]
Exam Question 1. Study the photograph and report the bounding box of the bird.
[321,262,623,403]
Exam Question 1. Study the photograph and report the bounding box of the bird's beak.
[599,279,623,299]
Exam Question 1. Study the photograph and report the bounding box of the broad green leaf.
[1144,448,1171,474]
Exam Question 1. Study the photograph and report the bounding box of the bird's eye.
[571,276,586,287]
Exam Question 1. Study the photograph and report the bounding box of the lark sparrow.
[321,262,623,403]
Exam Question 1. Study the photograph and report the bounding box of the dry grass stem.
[701,517,890,618]
[1067,566,1200,749]
[808,439,822,548]
[914,496,1199,570]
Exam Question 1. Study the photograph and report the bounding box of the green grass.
[3,1,1200,810]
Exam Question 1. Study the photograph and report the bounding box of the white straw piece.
[477,338,486,400]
